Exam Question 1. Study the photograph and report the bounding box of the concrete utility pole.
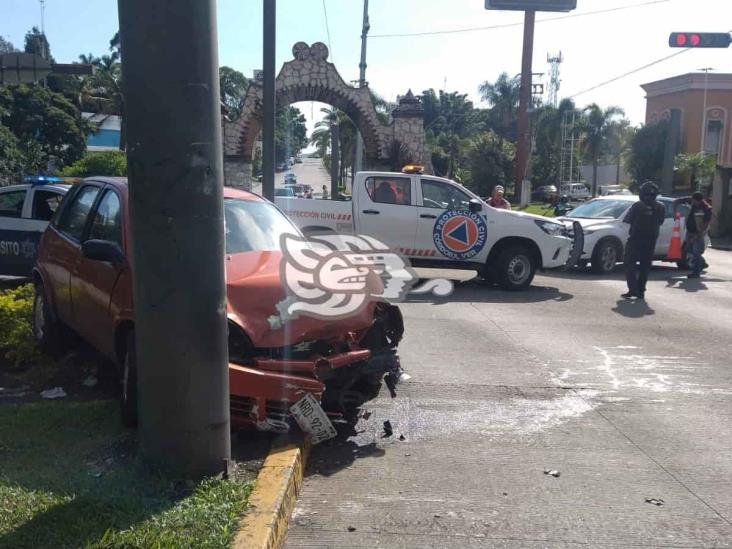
[118,0,230,477]
[262,0,277,201]
[515,10,536,205]
[354,0,369,179]
[331,122,340,199]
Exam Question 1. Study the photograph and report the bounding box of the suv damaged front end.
[226,302,404,433]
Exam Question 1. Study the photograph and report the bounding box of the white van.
[560,184,590,200]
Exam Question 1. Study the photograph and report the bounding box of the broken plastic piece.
[645,498,664,506]
[347,526,356,532]
[543,469,561,477]
[382,420,393,438]
[399,372,412,382]
[398,434,406,441]
[40,387,67,399]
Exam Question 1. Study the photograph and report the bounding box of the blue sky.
[4,0,732,130]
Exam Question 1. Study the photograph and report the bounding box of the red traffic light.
[669,32,732,48]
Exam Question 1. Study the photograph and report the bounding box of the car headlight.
[534,220,565,236]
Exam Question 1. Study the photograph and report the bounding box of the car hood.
[225,250,374,348]
[557,216,620,231]
[498,209,562,224]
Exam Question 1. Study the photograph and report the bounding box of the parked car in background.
[294,157,303,164]
[275,187,295,197]
[32,178,404,429]
[560,183,590,201]
[532,185,559,203]
[284,173,297,184]
[0,177,72,277]
[598,185,624,196]
[558,195,705,274]
[284,183,308,198]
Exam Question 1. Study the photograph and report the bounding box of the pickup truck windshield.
[224,198,299,254]
[566,199,632,219]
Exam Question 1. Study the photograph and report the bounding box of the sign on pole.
[485,0,577,12]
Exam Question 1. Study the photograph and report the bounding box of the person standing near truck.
[487,185,511,210]
[675,192,712,279]
[622,181,665,300]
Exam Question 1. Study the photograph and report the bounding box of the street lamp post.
[699,67,714,155]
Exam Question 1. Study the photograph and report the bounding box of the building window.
[704,120,723,156]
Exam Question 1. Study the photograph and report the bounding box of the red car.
[32,178,403,430]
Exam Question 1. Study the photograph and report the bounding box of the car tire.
[591,239,619,274]
[33,283,62,354]
[496,246,536,291]
[121,331,139,428]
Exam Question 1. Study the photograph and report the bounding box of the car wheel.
[121,331,138,428]
[497,246,536,291]
[591,240,619,274]
[33,283,61,353]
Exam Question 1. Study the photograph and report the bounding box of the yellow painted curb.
[232,437,311,549]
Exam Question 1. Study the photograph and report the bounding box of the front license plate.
[289,393,337,444]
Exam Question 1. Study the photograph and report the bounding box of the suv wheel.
[496,246,536,291]
[591,240,619,274]
[121,331,139,428]
[33,283,61,353]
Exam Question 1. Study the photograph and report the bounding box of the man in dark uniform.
[622,181,665,300]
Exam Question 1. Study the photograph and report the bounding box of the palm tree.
[606,120,635,185]
[675,152,717,191]
[311,107,357,186]
[579,104,625,197]
[479,72,520,141]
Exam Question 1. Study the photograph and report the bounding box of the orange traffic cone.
[667,211,683,261]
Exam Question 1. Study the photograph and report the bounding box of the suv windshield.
[566,199,632,219]
[224,198,299,254]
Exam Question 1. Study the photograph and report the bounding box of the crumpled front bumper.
[228,348,397,432]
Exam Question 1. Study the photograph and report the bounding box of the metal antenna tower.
[39,0,46,34]
[547,51,563,108]
[560,109,580,188]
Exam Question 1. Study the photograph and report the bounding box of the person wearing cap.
[674,191,712,278]
[621,181,665,300]
[487,185,511,210]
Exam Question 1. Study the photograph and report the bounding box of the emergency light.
[402,165,424,174]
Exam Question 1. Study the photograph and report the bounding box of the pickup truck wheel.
[121,331,139,428]
[33,283,62,353]
[497,246,536,291]
[591,240,619,274]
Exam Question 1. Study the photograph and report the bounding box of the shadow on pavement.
[544,264,680,282]
[406,279,573,304]
[304,421,386,478]
[612,298,655,318]
[666,276,728,292]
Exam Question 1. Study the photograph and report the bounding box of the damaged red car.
[31,178,403,430]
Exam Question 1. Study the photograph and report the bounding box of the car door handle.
[420,214,437,219]
[362,209,380,215]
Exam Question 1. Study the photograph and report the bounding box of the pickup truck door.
[356,174,418,252]
[415,178,486,262]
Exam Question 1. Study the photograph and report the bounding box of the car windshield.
[224,198,299,254]
[566,199,632,219]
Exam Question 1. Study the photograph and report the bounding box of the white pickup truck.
[275,169,583,290]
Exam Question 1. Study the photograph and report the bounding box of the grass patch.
[515,203,556,217]
[0,400,252,549]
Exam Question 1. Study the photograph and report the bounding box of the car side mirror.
[82,239,124,265]
[469,199,483,213]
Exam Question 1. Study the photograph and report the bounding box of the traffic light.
[669,32,732,48]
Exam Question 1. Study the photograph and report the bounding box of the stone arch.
[223,42,427,188]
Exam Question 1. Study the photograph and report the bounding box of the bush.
[0,284,44,367]
[59,150,127,178]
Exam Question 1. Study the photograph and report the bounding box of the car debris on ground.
[543,469,561,477]
[382,420,394,438]
[40,387,67,399]
[645,498,665,506]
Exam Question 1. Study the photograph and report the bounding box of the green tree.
[0,36,17,55]
[59,151,127,177]
[276,105,308,164]
[530,98,576,187]
[627,120,668,186]
[421,89,484,178]
[579,103,625,196]
[479,72,520,141]
[219,67,248,120]
[675,152,717,191]
[310,107,356,185]
[464,131,515,197]
[606,119,635,185]
[24,26,51,60]
[0,84,88,171]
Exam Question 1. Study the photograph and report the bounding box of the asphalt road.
[250,157,330,196]
[286,250,732,548]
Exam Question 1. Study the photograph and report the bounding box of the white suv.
[558,195,699,274]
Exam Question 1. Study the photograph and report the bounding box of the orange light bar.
[402,164,424,174]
